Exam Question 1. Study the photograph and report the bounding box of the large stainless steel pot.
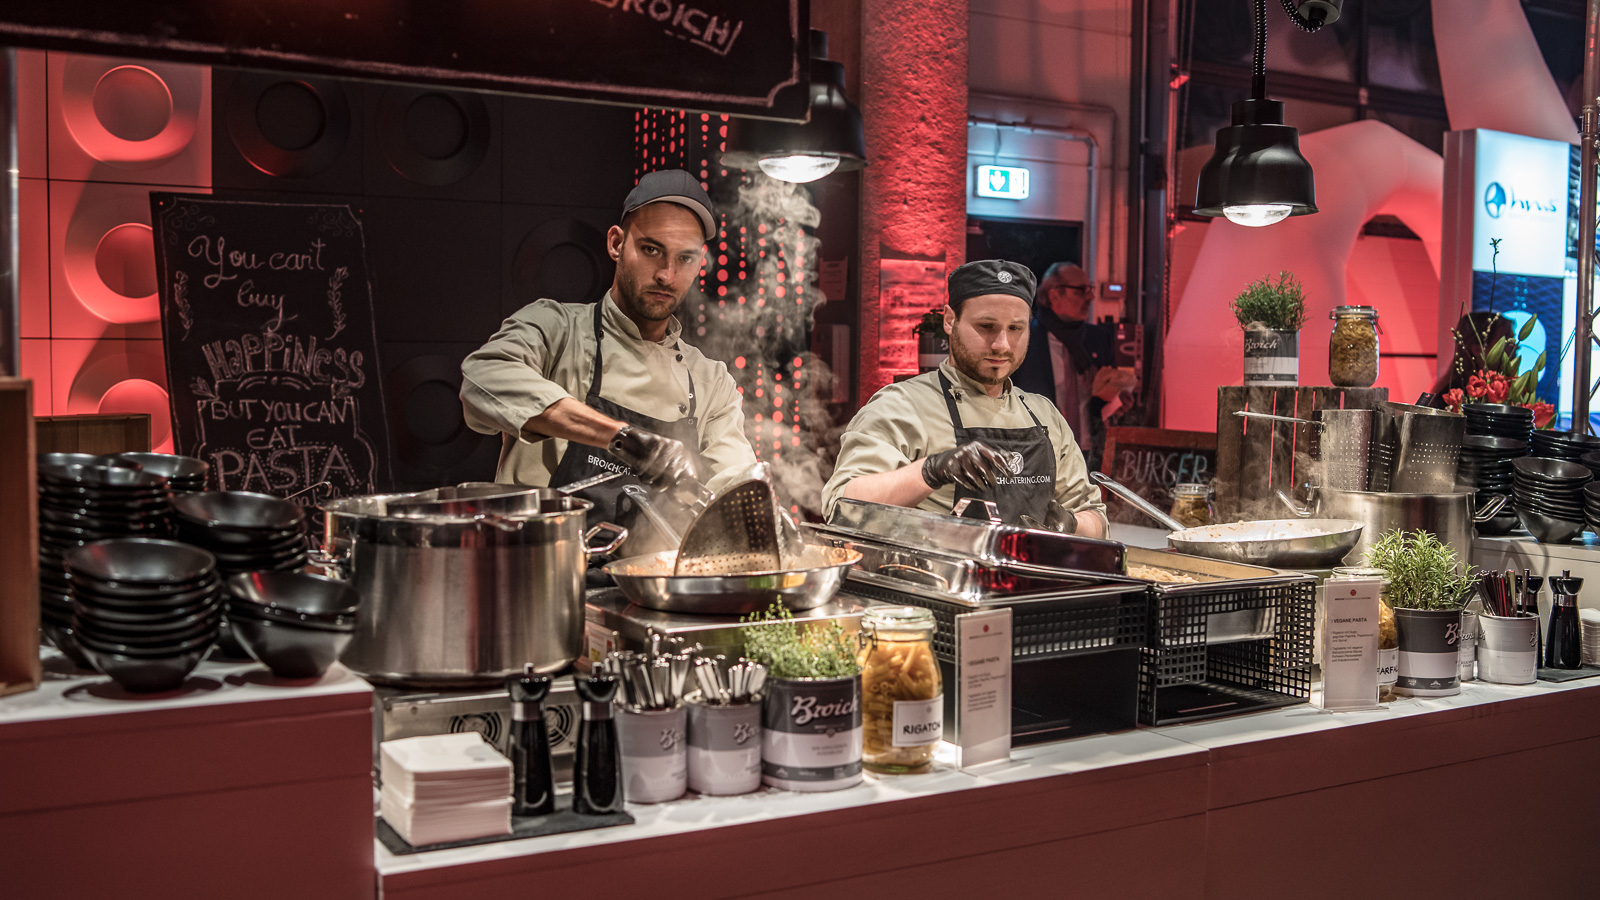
[316,488,626,688]
[1279,487,1506,569]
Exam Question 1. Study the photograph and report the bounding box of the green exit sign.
[975,165,1030,200]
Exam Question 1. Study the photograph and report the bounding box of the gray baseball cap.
[621,169,717,241]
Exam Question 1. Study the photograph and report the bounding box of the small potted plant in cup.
[742,602,863,792]
[1363,529,1478,697]
[1230,271,1309,387]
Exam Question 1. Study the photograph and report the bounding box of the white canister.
[1477,613,1539,685]
[616,706,687,803]
[686,694,762,796]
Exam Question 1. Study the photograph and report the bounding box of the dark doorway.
[966,216,1084,283]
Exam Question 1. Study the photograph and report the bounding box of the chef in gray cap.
[822,259,1107,535]
[461,169,757,522]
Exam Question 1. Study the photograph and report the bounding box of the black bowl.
[1514,497,1586,521]
[41,621,96,670]
[1463,403,1535,421]
[1462,434,1529,453]
[225,571,358,618]
[1514,505,1587,543]
[211,546,308,571]
[74,596,220,629]
[64,539,215,586]
[107,453,210,485]
[74,613,220,647]
[77,644,209,693]
[228,614,352,679]
[75,627,217,658]
[171,492,304,533]
[226,601,355,631]
[1512,457,1593,483]
[39,452,141,470]
[38,464,170,491]
[66,571,217,603]
[173,519,304,549]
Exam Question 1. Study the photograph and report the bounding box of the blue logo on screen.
[1484,182,1507,219]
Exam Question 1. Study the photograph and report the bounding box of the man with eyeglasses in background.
[1011,262,1137,472]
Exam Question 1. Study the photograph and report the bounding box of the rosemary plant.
[1362,529,1478,611]
[741,602,861,680]
[1229,271,1309,332]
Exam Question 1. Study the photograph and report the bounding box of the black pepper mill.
[572,674,624,815]
[1546,570,1584,670]
[1521,572,1544,668]
[506,665,555,817]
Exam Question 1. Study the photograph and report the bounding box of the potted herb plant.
[1230,271,1308,387]
[743,602,863,792]
[914,307,949,374]
[1363,529,1478,697]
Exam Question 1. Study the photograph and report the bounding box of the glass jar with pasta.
[1328,305,1380,387]
[858,606,943,774]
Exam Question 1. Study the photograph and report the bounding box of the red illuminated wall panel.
[49,339,172,452]
[18,178,48,339]
[46,53,211,186]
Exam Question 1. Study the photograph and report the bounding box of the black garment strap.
[938,371,1044,433]
[589,299,696,417]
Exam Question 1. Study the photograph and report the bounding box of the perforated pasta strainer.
[673,479,783,576]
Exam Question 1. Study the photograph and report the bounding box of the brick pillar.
[857,0,969,404]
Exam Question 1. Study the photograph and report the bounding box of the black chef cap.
[622,169,718,241]
[947,259,1037,311]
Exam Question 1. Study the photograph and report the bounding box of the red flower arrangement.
[1442,368,1555,427]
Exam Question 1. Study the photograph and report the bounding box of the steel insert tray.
[824,498,1127,580]
[1126,547,1312,646]
[584,587,874,657]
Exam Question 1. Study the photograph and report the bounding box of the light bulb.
[1223,204,1293,227]
[757,155,841,183]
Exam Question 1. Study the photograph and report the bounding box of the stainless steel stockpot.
[1281,487,1505,569]
[317,488,625,688]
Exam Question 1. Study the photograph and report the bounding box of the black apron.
[938,372,1056,525]
[549,301,704,527]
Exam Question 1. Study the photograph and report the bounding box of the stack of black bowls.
[170,492,308,576]
[225,572,358,679]
[106,452,211,492]
[1529,429,1600,462]
[1511,457,1591,543]
[1584,482,1600,535]
[1457,435,1524,536]
[36,461,173,668]
[1463,403,1536,443]
[64,539,221,692]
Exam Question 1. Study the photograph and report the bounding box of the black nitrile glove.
[921,440,1012,492]
[1045,500,1078,534]
[609,425,697,488]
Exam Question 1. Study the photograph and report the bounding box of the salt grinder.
[1547,570,1584,670]
[506,665,555,817]
[572,674,624,815]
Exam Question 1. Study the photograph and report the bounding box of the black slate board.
[376,807,634,856]
[150,193,393,501]
[1536,665,1600,683]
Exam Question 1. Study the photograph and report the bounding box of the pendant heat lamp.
[721,29,867,184]
[1193,0,1339,226]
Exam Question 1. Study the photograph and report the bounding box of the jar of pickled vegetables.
[858,606,943,774]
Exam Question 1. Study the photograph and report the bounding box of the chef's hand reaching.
[610,425,697,488]
[921,440,1013,492]
[1045,500,1078,534]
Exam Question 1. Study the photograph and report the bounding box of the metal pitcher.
[316,488,626,688]
[1279,486,1506,570]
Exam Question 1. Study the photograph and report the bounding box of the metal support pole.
[1575,0,1600,433]
[0,47,18,378]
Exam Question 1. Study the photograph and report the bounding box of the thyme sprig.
[741,601,861,680]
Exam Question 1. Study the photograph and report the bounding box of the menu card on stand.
[955,608,1012,769]
[1321,576,1381,711]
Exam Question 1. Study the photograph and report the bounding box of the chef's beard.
[948,329,1024,387]
[613,276,684,324]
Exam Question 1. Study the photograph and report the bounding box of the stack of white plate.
[1580,609,1600,667]
[380,732,513,847]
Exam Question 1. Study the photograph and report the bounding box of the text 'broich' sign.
[152,194,392,502]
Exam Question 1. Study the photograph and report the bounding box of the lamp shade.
[721,31,866,183]
[1193,98,1317,223]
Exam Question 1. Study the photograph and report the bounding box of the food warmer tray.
[583,587,875,658]
[824,498,1127,581]
[1124,547,1313,646]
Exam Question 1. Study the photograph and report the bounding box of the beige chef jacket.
[822,360,1107,525]
[460,293,757,492]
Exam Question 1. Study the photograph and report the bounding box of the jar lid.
[1331,565,1389,583]
[863,606,935,631]
[1330,305,1378,319]
[1172,483,1211,497]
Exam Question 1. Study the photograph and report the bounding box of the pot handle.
[584,522,629,556]
[951,498,1002,524]
[1473,493,1509,522]
[307,544,353,581]
[876,563,951,590]
[1089,471,1186,532]
[1275,488,1316,519]
[1234,410,1319,428]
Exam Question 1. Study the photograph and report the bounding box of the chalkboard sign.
[0,0,808,121]
[1100,427,1217,527]
[150,194,392,503]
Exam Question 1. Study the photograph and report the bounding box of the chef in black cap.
[822,259,1108,534]
[461,169,757,522]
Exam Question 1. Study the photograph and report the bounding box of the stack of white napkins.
[379,732,513,846]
